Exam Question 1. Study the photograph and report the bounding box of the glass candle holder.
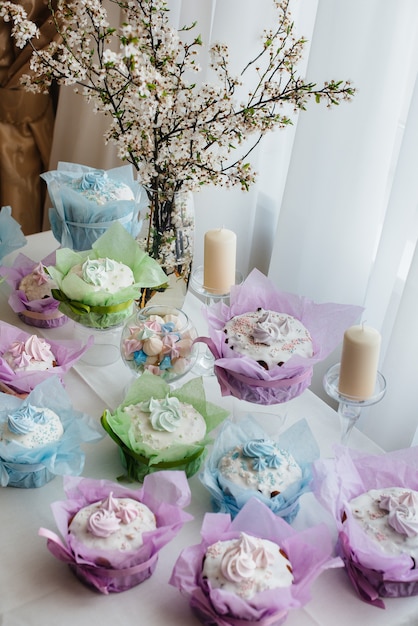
[323,362,387,445]
[189,265,243,377]
[120,305,198,382]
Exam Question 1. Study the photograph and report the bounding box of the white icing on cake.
[68,170,135,205]
[68,492,156,552]
[122,396,207,450]
[218,439,302,498]
[202,532,293,599]
[2,335,56,371]
[62,257,135,298]
[0,404,63,448]
[19,263,55,301]
[223,309,313,369]
[347,487,418,564]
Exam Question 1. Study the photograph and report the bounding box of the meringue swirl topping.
[379,490,418,537]
[31,262,49,286]
[87,492,140,537]
[252,310,290,345]
[4,335,55,369]
[220,532,275,582]
[141,395,182,432]
[82,257,116,286]
[78,170,107,191]
[242,438,283,470]
[7,404,49,435]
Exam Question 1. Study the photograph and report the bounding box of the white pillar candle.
[338,324,381,400]
[203,228,237,295]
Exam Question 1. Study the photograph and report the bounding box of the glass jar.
[120,305,198,382]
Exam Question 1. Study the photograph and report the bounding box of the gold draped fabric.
[0,0,59,234]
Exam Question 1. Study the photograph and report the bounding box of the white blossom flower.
[1,0,354,272]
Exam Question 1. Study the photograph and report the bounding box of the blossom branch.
[0,0,355,196]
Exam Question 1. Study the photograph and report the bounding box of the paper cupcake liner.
[190,601,288,626]
[0,458,54,488]
[101,409,206,482]
[118,442,206,483]
[18,310,68,329]
[0,205,26,260]
[211,352,313,405]
[39,526,159,593]
[51,289,134,329]
[69,555,158,594]
[337,531,418,607]
[70,553,158,593]
[43,163,144,251]
[219,491,300,524]
[0,252,69,329]
[50,209,141,253]
[0,378,103,488]
[0,320,93,393]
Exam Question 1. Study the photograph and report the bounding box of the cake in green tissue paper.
[101,372,229,482]
[48,222,167,328]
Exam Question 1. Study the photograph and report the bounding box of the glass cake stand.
[323,363,387,445]
[190,265,243,376]
[73,322,123,366]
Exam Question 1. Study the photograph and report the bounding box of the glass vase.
[137,189,194,308]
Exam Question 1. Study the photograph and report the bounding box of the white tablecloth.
[1,232,417,626]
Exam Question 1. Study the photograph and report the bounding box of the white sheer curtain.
[48,0,418,451]
[267,0,418,451]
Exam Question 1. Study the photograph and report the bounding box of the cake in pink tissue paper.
[39,472,193,593]
[313,445,418,608]
[0,252,68,328]
[170,498,342,626]
[196,269,363,404]
[0,320,92,394]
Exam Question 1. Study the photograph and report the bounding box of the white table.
[1,232,417,626]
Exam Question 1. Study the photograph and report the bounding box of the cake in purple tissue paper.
[0,320,92,394]
[0,252,68,328]
[196,268,363,404]
[39,472,193,593]
[170,498,342,626]
[313,445,418,608]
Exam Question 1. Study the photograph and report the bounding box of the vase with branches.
[1,0,355,304]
